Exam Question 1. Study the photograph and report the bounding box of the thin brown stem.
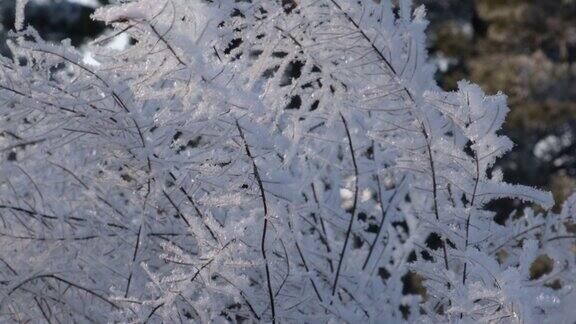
[236,120,275,323]
[8,274,119,309]
[332,113,359,297]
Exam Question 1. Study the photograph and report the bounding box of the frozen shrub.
[0,0,574,322]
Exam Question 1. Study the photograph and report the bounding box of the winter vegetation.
[422,0,576,210]
[0,0,574,322]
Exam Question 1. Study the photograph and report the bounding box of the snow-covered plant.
[0,0,574,323]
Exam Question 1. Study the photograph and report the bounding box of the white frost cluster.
[0,0,574,323]
[14,0,29,31]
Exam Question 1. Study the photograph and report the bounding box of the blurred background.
[1,0,575,212]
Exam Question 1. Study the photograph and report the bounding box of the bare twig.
[8,274,119,309]
[362,176,405,270]
[332,113,359,297]
[236,120,276,323]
